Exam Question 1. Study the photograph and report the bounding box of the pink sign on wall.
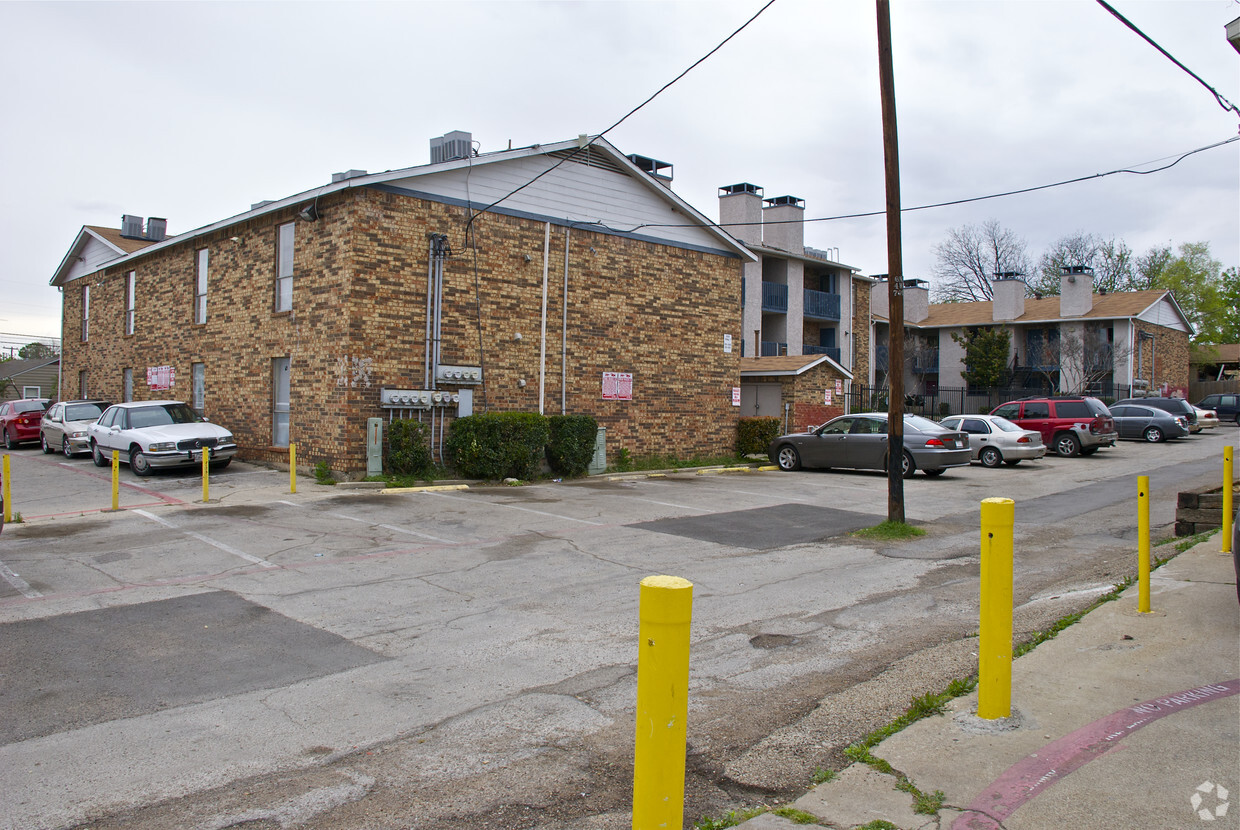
[602,372,633,400]
[146,365,175,390]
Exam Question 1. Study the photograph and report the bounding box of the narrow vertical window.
[275,223,294,312]
[195,249,209,324]
[123,368,134,402]
[272,357,291,446]
[192,362,205,412]
[125,270,136,335]
[82,285,90,342]
[78,370,88,399]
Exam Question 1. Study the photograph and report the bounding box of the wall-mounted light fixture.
[298,203,319,222]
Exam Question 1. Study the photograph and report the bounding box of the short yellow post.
[978,498,1015,720]
[111,450,120,511]
[632,575,693,830]
[201,447,210,503]
[1137,475,1151,613]
[2,454,11,523]
[289,443,297,494]
[1223,446,1233,555]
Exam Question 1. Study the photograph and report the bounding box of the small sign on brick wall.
[602,372,633,401]
[146,365,175,391]
[732,387,741,407]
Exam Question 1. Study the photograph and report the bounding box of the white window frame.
[82,285,90,342]
[22,386,41,398]
[123,368,134,402]
[275,223,294,312]
[78,369,88,399]
[192,362,205,412]
[125,270,136,335]
[272,356,291,446]
[195,249,208,324]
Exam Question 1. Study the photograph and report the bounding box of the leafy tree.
[1133,244,1174,290]
[950,327,1011,388]
[17,342,56,360]
[1218,267,1239,343]
[1031,233,1134,296]
[931,220,1032,302]
[1156,242,1226,343]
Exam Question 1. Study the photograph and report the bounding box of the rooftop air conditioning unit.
[121,214,144,238]
[430,131,473,164]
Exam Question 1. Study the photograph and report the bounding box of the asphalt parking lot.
[0,426,1235,829]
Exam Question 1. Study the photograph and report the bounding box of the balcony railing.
[912,349,939,373]
[804,345,842,362]
[803,289,841,321]
[760,340,788,357]
[762,282,788,313]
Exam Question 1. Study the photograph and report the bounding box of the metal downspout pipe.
[539,222,550,415]
[562,226,570,415]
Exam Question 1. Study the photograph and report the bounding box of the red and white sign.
[602,372,633,401]
[732,387,741,407]
[146,365,175,391]
[823,390,833,405]
[835,379,843,395]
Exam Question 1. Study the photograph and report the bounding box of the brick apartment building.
[51,134,756,473]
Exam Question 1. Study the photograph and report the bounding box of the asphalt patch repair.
[630,502,875,549]
[0,590,386,744]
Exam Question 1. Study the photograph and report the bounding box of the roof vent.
[430,130,474,164]
[719,182,763,197]
[764,195,804,208]
[121,214,145,239]
[1060,265,1094,276]
[331,169,368,183]
[145,217,167,242]
[627,154,673,182]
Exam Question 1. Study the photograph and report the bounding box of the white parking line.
[322,510,458,544]
[426,491,603,525]
[626,497,711,513]
[0,561,43,599]
[134,509,277,569]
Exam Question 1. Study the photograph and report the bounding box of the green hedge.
[445,412,551,480]
[737,416,782,455]
[546,414,599,477]
[386,418,433,477]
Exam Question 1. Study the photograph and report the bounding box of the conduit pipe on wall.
[539,222,550,415]
[425,237,436,389]
[562,226,570,415]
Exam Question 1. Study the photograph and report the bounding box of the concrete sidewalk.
[742,538,1240,830]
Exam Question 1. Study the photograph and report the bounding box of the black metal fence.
[844,384,1133,419]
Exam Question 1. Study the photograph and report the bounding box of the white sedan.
[87,400,237,476]
[939,414,1046,467]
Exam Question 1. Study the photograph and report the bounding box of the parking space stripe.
[322,509,459,544]
[0,561,43,599]
[426,491,603,525]
[134,509,277,569]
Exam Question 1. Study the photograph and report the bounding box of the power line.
[1095,0,1240,121]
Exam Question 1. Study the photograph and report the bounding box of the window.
[272,356,291,446]
[125,270,135,335]
[275,222,294,312]
[1055,401,1091,418]
[123,368,133,402]
[78,369,88,399]
[1023,402,1050,419]
[22,386,41,398]
[192,362,205,412]
[81,285,90,342]
[195,249,208,324]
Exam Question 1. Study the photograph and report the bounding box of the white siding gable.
[62,232,129,283]
[1137,296,1190,332]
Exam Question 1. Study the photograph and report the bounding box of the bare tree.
[1024,325,1133,395]
[1031,233,1135,295]
[931,220,1032,302]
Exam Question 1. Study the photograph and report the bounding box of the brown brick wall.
[1133,320,1190,397]
[852,280,872,383]
[60,187,743,472]
[744,361,849,433]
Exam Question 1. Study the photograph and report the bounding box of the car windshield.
[14,400,47,414]
[990,417,1023,432]
[66,403,107,421]
[127,403,203,429]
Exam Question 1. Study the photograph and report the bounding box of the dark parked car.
[989,396,1117,458]
[1,398,50,449]
[1112,397,1197,431]
[1108,403,1189,442]
[1195,393,1240,424]
[768,412,971,478]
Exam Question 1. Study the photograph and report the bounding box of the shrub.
[387,418,433,477]
[546,414,599,477]
[313,460,335,485]
[737,416,781,455]
[445,412,550,480]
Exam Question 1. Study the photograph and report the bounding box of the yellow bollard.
[978,498,1015,720]
[290,442,297,494]
[202,447,210,503]
[632,575,693,830]
[1223,446,1233,555]
[111,450,120,511]
[1137,475,1151,613]
[2,454,11,523]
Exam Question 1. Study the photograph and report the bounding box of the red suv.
[990,396,1117,458]
[1,398,51,449]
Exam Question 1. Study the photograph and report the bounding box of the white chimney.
[992,276,1026,321]
[718,183,763,246]
[1059,266,1095,317]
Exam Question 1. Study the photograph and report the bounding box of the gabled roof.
[51,226,161,286]
[739,353,853,380]
[0,356,60,379]
[52,136,755,286]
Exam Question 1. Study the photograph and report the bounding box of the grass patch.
[7,511,22,524]
[852,520,926,541]
[811,767,836,785]
[857,822,899,830]
[693,807,767,829]
[771,806,821,824]
[608,451,747,474]
[313,461,335,486]
[1175,529,1217,552]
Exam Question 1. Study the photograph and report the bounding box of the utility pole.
[877,0,905,523]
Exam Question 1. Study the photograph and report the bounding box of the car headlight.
[220,434,235,445]
[70,430,88,439]
[148,442,177,453]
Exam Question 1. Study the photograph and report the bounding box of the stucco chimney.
[992,276,1026,321]
[903,279,929,324]
[1059,265,1094,317]
[718,183,763,246]
[761,195,805,254]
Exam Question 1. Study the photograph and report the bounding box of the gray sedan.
[939,414,1046,467]
[1108,403,1189,442]
[768,413,971,478]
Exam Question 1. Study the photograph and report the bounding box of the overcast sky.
[2,0,1237,342]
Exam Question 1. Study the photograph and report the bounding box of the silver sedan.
[939,414,1046,468]
[768,412,971,478]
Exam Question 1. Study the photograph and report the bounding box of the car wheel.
[63,437,74,458]
[1054,432,1081,458]
[776,445,801,471]
[1143,426,1163,443]
[209,458,231,470]
[91,442,108,467]
[129,446,153,476]
[41,433,54,454]
[901,451,916,479]
[3,429,14,450]
[923,468,945,477]
[1004,459,1022,467]
[979,446,1002,468]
